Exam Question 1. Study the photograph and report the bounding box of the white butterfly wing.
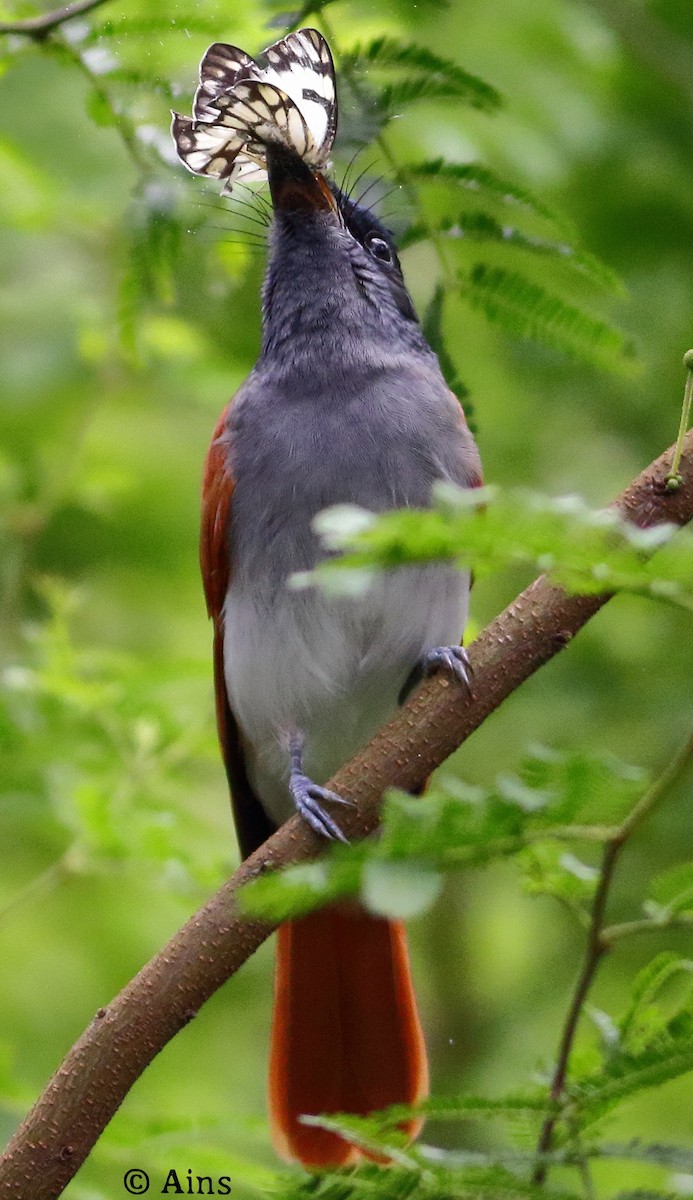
[172,27,338,194]
[260,28,337,163]
[214,81,318,162]
[172,80,318,185]
[193,42,258,120]
[220,158,267,196]
[172,112,246,180]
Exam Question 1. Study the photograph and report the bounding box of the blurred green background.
[1,0,692,1195]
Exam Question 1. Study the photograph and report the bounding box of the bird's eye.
[364,233,392,263]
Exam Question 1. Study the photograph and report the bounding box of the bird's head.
[261,144,426,371]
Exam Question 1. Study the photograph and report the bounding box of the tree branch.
[0,0,112,39]
[1,431,692,1199]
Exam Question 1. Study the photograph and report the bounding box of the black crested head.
[328,179,417,324]
[261,145,426,370]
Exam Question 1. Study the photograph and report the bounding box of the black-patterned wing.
[193,42,257,121]
[260,28,337,163]
[171,26,338,195]
[171,112,248,181]
[172,80,319,189]
[214,80,317,163]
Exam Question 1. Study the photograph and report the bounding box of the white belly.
[224,566,469,825]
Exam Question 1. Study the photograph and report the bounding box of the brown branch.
[0,431,692,1199]
[0,0,112,38]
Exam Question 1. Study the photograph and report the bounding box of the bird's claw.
[422,644,473,691]
[289,773,352,843]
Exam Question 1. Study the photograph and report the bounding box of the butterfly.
[171,28,338,196]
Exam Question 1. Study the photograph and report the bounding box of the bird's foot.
[398,644,473,705]
[422,644,473,691]
[288,733,354,843]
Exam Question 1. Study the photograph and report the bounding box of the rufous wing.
[201,403,276,859]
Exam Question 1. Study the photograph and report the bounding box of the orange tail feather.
[268,905,428,1167]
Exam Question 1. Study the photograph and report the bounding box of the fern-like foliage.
[401,212,621,293]
[292,485,693,612]
[407,159,573,230]
[327,35,631,377]
[340,37,502,113]
[460,265,634,371]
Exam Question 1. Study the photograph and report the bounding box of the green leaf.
[402,1093,554,1122]
[518,842,598,909]
[362,859,443,918]
[401,211,621,293]
[85,89,118,129]
[574,1027,693,1130]
[619,952,693,1053]
[460,263,636,372]
[377,782,529,865]
[341,37,502,112]
[518,745,647,826]
[648,862,693,916]
[0,137,54,231]
[239,849,365,922]
[118,184,186,358]
[241,746,644,922]
[73,782,129,861]
[597,1140,693,1170]
[408,157,573,229]
[304,484,693,612]
[276,1159,581,1200]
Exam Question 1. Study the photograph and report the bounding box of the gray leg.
[288,732,354,843]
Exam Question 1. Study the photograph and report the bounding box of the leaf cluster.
[240,745,647,921]
[329,33,633,377]
[1,581,230,896]
[297,485,693,613]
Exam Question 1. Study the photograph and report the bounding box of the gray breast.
[222,358,479,824]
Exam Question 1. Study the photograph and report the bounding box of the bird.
[174,28,482,1169]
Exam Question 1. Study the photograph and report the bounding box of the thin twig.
[666,350,693,486]
[618,727,693,843]
[532,726,693,1186]
[0,857,70,928]
[0,0,112,38]
[601,913,693,945]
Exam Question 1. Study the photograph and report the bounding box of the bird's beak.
[266,144,337,216]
